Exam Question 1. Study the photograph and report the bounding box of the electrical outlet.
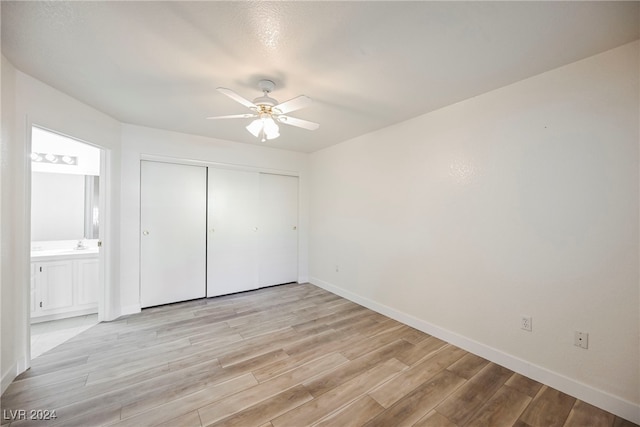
[335,265,339,272]
[574,331,589,349]
[521,316,532,332]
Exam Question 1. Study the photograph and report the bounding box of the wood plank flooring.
[1,283,636,427]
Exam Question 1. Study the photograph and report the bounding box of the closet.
[140,161,298,307]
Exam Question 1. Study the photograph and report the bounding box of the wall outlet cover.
[574,331,589,349]
[521,316,532,332]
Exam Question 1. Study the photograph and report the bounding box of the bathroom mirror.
[84,175,99,239]
[31,126,101,243]
[31,172,99,241]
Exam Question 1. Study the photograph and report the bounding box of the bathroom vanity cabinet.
[30,251,99,322]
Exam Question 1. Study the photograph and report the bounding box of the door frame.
[26,123,111,361]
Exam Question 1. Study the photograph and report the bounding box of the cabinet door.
[36,261,74,312]
[75,258,99,306]
[140,161,207,308]
[258,174,299,286]
[207,168,259,296]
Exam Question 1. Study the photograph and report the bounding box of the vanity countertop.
[31,247,99,260]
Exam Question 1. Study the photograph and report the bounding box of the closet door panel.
[258,173,299,286]
[140,161,207,308]
[207,168,259,296]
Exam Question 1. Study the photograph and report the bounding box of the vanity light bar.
[30,152,77,165]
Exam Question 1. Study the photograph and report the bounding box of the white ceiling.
[2,1,638,153]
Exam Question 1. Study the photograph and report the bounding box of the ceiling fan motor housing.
[254,79,278,107]
[253,95,278,107]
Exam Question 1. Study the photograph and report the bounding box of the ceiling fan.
[207,79,319,142]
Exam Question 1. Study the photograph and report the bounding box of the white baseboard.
[31,307,98,324]
[310,277,640,424]
[1,361,17,396]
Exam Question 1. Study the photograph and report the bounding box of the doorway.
[29,126,105,359]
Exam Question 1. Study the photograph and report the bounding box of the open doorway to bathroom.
[29,126,103,359]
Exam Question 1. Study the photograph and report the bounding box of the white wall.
[309,41,639,421]
[0,60,123,393]
[119,124,310,315]
[1,55,18,394]
[16,68,123,322]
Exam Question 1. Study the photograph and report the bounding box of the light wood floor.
[1,283,637,427]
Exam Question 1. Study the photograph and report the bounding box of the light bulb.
[246,119,263,137]
[263,117,280,140]
[247,114,280,141]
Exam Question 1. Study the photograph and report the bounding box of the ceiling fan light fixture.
[246,114,280,142]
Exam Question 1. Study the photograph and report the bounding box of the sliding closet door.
[258,173,299,286]
[207,168,259,297]
[140,161,207,308]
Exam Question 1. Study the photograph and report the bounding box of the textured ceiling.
[2,1,638,153]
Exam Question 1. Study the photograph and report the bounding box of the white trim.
[98,147,115,322]
[310,277,640,424]
[1,361,17,395]
[30,308,98,324]
[140,154,300,177]
[22,119,33,376]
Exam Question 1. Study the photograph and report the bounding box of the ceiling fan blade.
[273,95,312,114]
[206,113,257,120]
[277,115,320,131]
[217,87,257,109]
